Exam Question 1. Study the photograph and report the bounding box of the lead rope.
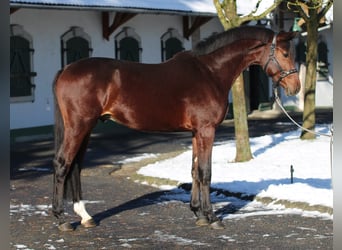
[273,89,333,187]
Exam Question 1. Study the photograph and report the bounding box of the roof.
[10,0,218,15]
[13,0,333,23]
[9,0,275,16]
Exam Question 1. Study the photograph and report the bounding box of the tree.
[286,0,333,139]
[213,0,282,161]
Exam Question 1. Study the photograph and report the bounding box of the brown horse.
[52,26,300,231]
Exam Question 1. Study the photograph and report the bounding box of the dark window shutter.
[318,41,328,65]
[66,37,90,64]
[10,36,34,97]
[165,37,183,60]
[119,37,140,62]
[296,42,306,64]
[317,41,329,80]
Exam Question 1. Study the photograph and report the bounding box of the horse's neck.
[199,40,265,91]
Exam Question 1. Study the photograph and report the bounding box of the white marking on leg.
[73,201,92,224]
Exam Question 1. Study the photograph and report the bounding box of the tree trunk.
[300,9,319,140]
[214,0,253,162]
[213,0,281,161]
[232,74,253,161]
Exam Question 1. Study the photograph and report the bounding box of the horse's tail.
[53,69,84,201]
[53,70,71,200]
[53,70,64,155]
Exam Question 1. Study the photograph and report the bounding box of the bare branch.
[240,0,283,23]
[249,0,263,16]
[318,0,333,20]
[287,0,333,25]
[213,0,230,30]
[287,0,310,22]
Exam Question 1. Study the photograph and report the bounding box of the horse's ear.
[277,31,299,42]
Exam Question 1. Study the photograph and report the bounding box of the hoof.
[195,216,210,227]
[82,218,97,228]
[210,220,225,230]
[58,222,74,232]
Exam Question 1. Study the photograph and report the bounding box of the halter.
[263,34,298,88]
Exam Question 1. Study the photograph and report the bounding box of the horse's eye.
[283,53,289,58]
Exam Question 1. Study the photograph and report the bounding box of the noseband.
[263,34,297,88]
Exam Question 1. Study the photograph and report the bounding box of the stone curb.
[101,152,333,216]
[255,196,333,215]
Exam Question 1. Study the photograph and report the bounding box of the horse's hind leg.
[71,134,97,228]
[53,154,72,231]
[190,134,208,225]
[53,122,95,231]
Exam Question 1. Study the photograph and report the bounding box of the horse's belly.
[102,104,191,132]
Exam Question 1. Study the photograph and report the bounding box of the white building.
[9,0,333,135]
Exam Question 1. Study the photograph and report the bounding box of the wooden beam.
[102,12,137,40]
[10,8,20,14]
[183,16,213,40]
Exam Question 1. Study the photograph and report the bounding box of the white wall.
[10,8,333,129]
[199,17,224,39]
[10,9,212,129]
[316,27,333,108]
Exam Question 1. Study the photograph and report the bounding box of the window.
[295,40,306,65]
[295,36,329,81]
[115,27,142,62]
[161,28,184,61]
[10,25,36,103]
[317,38,329,80]
[61,27,92,67]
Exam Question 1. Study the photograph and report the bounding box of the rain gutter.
[10,3,217,17]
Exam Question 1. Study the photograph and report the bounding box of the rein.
[266,33,332,182]
[273,89,332,138]
[264,34,298,89]
[273,88,333,183]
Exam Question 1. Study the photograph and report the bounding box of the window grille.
[10,25,36,103]
[115,27,142,62]
[61,27,92,67]
[295,36,329,81]
[161,28,184,62]
[317,40,329,80]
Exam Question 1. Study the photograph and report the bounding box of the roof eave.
[10,3,217,17]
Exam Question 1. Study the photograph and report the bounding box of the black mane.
[193,26,274,55]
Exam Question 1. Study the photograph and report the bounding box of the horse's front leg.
[194,127,225,229]
[190,135,202,220]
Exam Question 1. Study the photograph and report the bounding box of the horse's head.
[262,31,301,96]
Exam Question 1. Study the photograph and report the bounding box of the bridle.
[263,34,298,88]
[263,34,332,186]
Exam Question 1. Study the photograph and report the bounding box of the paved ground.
[10,110,333,249]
